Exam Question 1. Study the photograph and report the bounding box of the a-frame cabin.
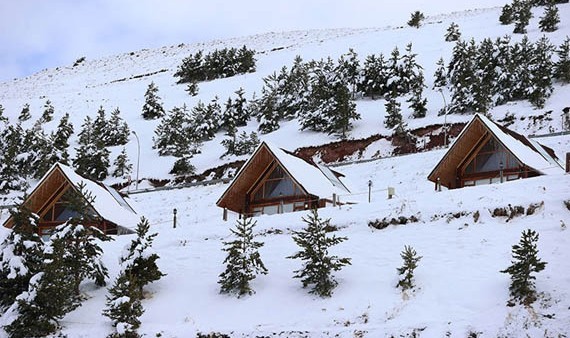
[217,141,350,216]
[2,163,140,237]
[428,114,563,189]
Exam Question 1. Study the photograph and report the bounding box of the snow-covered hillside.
[1,1,570,337]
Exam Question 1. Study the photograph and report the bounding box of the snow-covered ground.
[1,1,570,337]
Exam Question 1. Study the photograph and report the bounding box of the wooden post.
[332,193,337,207]
[173,208,177,228]
[566,153,570,173]
[223,208,228,221]
[368,180,372,203]
[388,187,395,199]
[437,177,441,192]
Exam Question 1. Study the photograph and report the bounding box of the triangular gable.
[3,163,139,231]
[428,114,562,188]
[217,141,350,213]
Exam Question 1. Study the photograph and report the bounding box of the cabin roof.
[4,163,140,230]
[217,141,350,212]
[428,113,563,183]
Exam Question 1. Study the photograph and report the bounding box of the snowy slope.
[0,1,570,337]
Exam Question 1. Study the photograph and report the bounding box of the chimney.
[566,153,570,173]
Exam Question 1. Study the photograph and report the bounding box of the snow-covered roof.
[459,114,563,175]
[37,163,140,230]
[263,141,351,197]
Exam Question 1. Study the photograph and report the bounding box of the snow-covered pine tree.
[185,81,199,96]
[539,2,560,32]
[220,131,260,158]
[49,183,112,297]
[510,36,538,101]
[153,104,199,157]
[0,200,44,311]
[494,35,515,105]
[433,57,447,90]
[102,273,143,338]
[93,106,109,145]
[501,229,547,305]
[28,128,59,180]
[40,100,54,124]
[408,79,428,119]
[384,89,403,129]
[400,43,424,94]
[174,50,204,84]
[359,53,390,99]
[387,47,404,95]
[554,37,570,83]
[287,209,351,297]
[396,245,422,291]
[512,0,533,34]
[448,39,477,114]
[107,107,130,146]
[0,104,7,124]
[169,156,196,176]
[142,82,165,120]
[407,10,425,28]
[119,217,164,300]
[52,112,74,165]
[73,116,111,181]
[17,103,31,122]
[232,87,250,126]
[499,3,514,25]
[0,125,28,194]
[527,36,555,108]
[472,38,498,114]
[189,98,221,141]
[113,147,133,178]
[337,48,361,98]
[236,45,257,74]
[218,216,267,297]
[445,22,461,42]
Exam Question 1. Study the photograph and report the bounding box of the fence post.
[332,193,337,207]
[223,208,228,221]
[173,208,177,228]
[388,187,395,199]
[368,180,372,203]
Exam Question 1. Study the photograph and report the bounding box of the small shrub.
[564,200,570,211]
[397,245,422,291]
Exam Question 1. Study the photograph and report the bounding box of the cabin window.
[463,138,521,175]
[252,165,303,201]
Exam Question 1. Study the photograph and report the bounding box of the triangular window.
[463,137,521,174]
[252,165,304,201]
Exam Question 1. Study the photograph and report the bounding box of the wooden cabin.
[2,163,140,237]
[217,141,351,217]
[428,114,563,189]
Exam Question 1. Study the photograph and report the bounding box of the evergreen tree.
[141,82,165,120]
[73,116,111,181]
[499,3,514,25]
[400,43,424,94]
[103,273,143,338]
[49,183,113,296]
[0,199,44,311]
[185,81,199,96]
[408,80,428,119]
[407,10,425,28]
[501,229,547,305]
[287,209,351,297]
[108,107,130,146]
[113,147,133,178]
[232,87,250,126]
[220,131,260,158]
[554,37,570,83]
[539,3,560,32]
[387,47,404,94]
[153,104,201,157]
[118,217,164,300]
[445,22,461,42]
[384,89,403,129]
[0,104,7,124]
[396,246,422,291]
[52,112,74,165]
[0,125,28,194]
[527,36,555,108]
[448,39,478,114]
[512,0,533,34]
[473,38,498,114]
[433,57,447,90]
[190,98,222,141]
[218,217,267,297]
[40,99,54,124]
[169,156,196,176]
[336,48,361,98]
[17,104,31,122]
[359,53,390,99]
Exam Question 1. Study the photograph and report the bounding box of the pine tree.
[384,89,403,129]
[218,217,267,297]
[527,36,555,108]
[185,81,199,96]
[169,156,196,176]
[445,22,461,42]
[512,0,533,34]
[473,38,498,114]
[40,100,54,124]
[433,57,447,90]
[153,104,200,157]
[501,229,547,305]
[119,217,164,300]
[408,81,428,119]
[17,104,31,122]
[287,209,351,297]
[539,3,560,32]
[49,183,113,296]
[52,112,74,165]
[108,107,130,146]
[113,147,133,178]
[400,43,424,94]
[74,116,111,181]
[554,37,570,83]
[93,106,109,142]
[102,273,143,338]
[0,104,7,124]
[407,11,425,28]
[0,125,28,194]
[499,4,514,25]
[359,53,390,99]
[396,246,422,291]
[336,48,361,98]
[0,199,44,311]
[141,82,165,120]
[220,131,260,158]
